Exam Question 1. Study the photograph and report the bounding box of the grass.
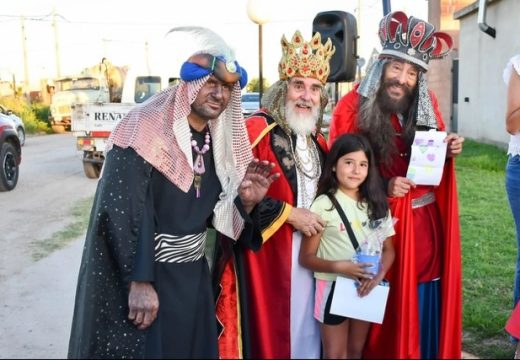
[457,139,517,358]
[31,196,94,261]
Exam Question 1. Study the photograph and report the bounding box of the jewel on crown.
[378,11,453,71]
[278,30,335,85]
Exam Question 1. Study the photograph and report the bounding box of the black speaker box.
[312,11,358,83]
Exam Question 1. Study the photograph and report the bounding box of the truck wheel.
[0,142,19,191]
[83,161,101,179]
[52,125,66,134]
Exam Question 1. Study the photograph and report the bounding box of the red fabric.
[327,85,360,147]
[216,259,241,359]
[506,303,520,338]
[329,88,462,359]
[241,115,298,358]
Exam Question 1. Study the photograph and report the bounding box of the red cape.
[216,113,328,359]
[329,87,462,359]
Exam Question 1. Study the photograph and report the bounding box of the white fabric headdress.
[106,27,253,240]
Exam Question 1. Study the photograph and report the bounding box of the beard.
[357,80,417,168]
[285,99,319,136]
[377,79,414,114]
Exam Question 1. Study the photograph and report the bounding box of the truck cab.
[49,75,110,132]
[120,66,180,104]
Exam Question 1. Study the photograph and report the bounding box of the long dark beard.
[357,96,396,167]
[377,79,414,114]
[357,81,417,168]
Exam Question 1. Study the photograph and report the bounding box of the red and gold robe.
[215,111,328,359]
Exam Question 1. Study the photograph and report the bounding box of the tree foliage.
[246,77,271,93]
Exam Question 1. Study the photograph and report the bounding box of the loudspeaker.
[312,11,358,83]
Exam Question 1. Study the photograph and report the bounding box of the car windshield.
[72,78,100,90]
[242,93,259,102]
[134,76,162,103]
[54,78,100,91]
[54,79,74,91]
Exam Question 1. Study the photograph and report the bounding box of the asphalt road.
[0,133,98,358]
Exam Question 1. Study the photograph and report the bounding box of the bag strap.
[326,193,360,251]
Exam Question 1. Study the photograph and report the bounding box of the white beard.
[285,100,319,136]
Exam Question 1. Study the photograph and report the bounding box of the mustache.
[294,101,313,109]
[383,79,414,94]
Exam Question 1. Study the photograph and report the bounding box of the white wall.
[457,0,520,147]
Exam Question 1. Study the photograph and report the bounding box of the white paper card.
[330,277,390,324]
[406,131,447,185]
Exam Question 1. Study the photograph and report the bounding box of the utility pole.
[102,38,109,59]
[52,8,62,78]
[20,16,30,97]
[357,0,362,82]
[12,73,16,97]
[382,0,391,15]
[145,41,150,75]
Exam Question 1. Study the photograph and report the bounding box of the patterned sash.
[154,232,207,263]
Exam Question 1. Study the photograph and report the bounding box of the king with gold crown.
[215,29,334,359]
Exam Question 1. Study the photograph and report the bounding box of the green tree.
[246,77,271,93]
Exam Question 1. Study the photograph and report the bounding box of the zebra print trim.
[154,232,207,263]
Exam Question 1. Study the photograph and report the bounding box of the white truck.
[72,103,135,178]
[50,75,110,132]
[49,59,127,133]
[71,64,180,178]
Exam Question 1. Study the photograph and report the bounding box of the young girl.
[299,133,395,359]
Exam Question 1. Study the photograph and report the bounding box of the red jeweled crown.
[278,30,335,84]
[378,11,453,71]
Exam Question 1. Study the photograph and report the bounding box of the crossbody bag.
[325,193,359,251]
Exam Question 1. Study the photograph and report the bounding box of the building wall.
[427,0,472,132]
[441,0,475,30]
[456,0,520,147]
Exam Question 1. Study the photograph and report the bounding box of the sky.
[0,0,427,90]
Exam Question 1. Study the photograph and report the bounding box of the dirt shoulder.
[0,235,83,358]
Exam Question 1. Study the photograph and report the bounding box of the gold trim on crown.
[278,30,335,85]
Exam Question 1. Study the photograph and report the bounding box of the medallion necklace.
[191,128,211,198]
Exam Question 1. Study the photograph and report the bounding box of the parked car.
[0,104,25,146]
[241,92,260,117]
[0,115,21,191]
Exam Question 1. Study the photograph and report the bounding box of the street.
[0,133,98,358]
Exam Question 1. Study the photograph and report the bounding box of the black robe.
[68,137,259,359]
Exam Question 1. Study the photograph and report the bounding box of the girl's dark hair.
[316,133,388,221]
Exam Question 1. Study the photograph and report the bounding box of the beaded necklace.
[191,128,211,198]
[290,135,321,179]
[292,134,321,209]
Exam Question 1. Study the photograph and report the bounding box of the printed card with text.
[406,131,447,186]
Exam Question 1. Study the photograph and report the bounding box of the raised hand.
[238,158,280,213]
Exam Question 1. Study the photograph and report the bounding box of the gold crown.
[278,30,335,84]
